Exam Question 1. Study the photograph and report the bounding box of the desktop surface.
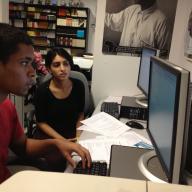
[75,100,151,180]
[90,99,149,139]
[72,97,192,187]
[1,171,192,192]
[68,98,149,175]
[0,171,146,192]
[148,181,192,192]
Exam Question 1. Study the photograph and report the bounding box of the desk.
[1,171,192,192]
[73,56,93,71]
[75,100,154,180]
[65,100,149,173]
[80,100,149,141]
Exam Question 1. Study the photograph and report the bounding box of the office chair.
[39,70,94,116]
[70,70,94,117]
[27,70,94,138]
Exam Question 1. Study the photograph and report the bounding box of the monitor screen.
[146,56,190,183]
[137,47,159,96]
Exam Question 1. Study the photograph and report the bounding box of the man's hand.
[67,138,77,142]
[14,136,91,169]
[55,139,91,169]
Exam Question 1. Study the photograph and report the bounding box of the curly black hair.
[0,23,33,64]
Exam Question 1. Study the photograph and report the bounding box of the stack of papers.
[79,131,152,163]
[78,112,153,164]
[80,112,130,137]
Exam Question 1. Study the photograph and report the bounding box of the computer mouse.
[126,120,144,129]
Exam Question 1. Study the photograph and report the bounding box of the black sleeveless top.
[34,78,85,138]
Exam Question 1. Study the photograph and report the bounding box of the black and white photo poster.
[102,0,177,57]
[185,10,192,60]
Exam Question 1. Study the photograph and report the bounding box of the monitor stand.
[135,96,148,108]
[109,145,168,182]
[138,150,168,183]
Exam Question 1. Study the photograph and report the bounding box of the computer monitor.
[138,56,191,184]
[136,46,160,107]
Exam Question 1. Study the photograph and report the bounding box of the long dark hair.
[45,48,75,70]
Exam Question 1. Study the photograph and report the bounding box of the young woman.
[34,48,85,141]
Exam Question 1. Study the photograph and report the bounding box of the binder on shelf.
[57,18,66,26]
[77,30,84,38]
[77,10,87,17]
[72,39,85,48]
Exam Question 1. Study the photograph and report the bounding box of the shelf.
[58,7,87,17]
[26,27,55,31]
[27,28,55,32]
[30,35,55,39]
[27,10,56,14]
[56,37,85,48]
[33,44,53,48]
[9,17,26,20]
[56,35,85,39]
[25,3,57,9]
[9,9,25,12]
[56,26,86,30]
[9,2,89,52]
[27,18,56,22]
[56,45,86,49]
[9,1,25,5]
[57,15,87,19]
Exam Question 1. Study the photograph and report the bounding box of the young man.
[0,23,91,184]
[105,0,170,53]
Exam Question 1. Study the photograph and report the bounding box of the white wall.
[169,0,192,78]
[82,0,97,54]
[0,0,8,22]
[92,0,192,106]
[91,0,141,106]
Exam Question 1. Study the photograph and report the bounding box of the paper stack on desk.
[78,112,153,163]
[78,131,152,164]
[80,112,130,137]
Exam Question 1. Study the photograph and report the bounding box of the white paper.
[81,112,130,137]
[78,130,151,164]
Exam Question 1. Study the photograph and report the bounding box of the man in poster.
[185,10,192,59]
[104,0,170,56]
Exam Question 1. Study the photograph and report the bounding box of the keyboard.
[73,161,108,176]
[101,102,120,119]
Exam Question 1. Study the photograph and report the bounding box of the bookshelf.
[9,2,26,28]
[26,4,57,55]
[9,1,89,56]
[56,7,89,50]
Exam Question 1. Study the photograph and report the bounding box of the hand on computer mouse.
[126,120,144,129]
